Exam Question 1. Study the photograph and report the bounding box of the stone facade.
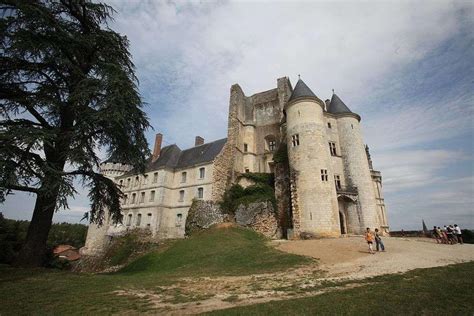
[83,76,389,255]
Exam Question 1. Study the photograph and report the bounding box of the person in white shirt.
[454,224,463,244]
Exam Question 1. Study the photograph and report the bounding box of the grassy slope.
[0,226,309,315]
[121,226,311,277]
[206,261,474,316]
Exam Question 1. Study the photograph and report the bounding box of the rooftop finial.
[332,88,335,94]
[298,74,301,80]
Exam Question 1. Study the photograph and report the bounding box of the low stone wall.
[185,200,229,236]
[185,200,281,239]
[235,201,281,239]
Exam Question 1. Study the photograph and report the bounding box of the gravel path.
[274,236,474,279]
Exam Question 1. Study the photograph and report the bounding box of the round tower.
[285,79,340,237]
[99,161,132,179]
[328,93,378,233]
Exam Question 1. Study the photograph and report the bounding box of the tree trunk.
[14,191,58,267]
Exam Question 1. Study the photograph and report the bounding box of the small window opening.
[199,167,205,179]
[147,213,152,227]
[136,213,142,226]
[179,190,185,202]
[126,214,132,226]
[328,122,332,128]
[176,213,183,227]
[321,169,328,181]
[244,143,248,152]
[150,190,155,202]
[329,142,337,156]
[334,175,342,190]
[181,172,187,183]
[291,134,300,147]
[153,172,158,183]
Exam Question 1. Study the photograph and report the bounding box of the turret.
[285,79,340,237]
[327,93,378,233]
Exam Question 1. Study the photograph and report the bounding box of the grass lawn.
[206,261,474,315]
[0,226,309,315]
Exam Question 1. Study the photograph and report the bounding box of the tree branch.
[5,184,39,194]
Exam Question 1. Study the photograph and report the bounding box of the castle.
[83,77,389,254]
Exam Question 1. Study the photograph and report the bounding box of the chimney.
[195,136,204,146]
[152,133,163,161]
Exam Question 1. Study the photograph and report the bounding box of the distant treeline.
[0,213,88,264]
[390,229,474,243]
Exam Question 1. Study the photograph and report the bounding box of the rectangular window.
[153,172,158,183]
[143,174,148,185]
[126,214,132,226]
[119,180,123,187]
[334,175,341,189]
[181,172,187,183]
[127,178,131,187]
[197,187,204,199]
[291,134,300,147]
[328,122,332,128]
[140,192,145,203]
[124,194,128,205]
[176,213,183,227]
[321,169,328,181]
[329,142,337,156]
[135,176,139,186]
[244,143,248,152]
[147,213,152,227]
[136,213,142,226]
[149,190,155,202]
[179,190,185,202]
[131,193,136,204]
[199,167,205,179]
[269,140,276,151]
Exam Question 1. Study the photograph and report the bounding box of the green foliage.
[0,213,87,264]
[220,173,276,214]
[272,143,289,164]
[120,226,310,276]
[0,0,150,226]
[461,229,474,244]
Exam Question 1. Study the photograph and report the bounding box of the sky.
[2,0,473,230]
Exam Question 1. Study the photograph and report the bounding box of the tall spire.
[288,78,319,102]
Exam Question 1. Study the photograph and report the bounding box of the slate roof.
[288,79,319,102]
[119,138,227,177]
[327,93,361,121]
[327,93,352,114]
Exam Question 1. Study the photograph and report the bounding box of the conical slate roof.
[327,93,353,114]
[288,79,319,102]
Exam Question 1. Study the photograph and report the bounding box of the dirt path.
[116,237,474,314]
[274,237,474,279]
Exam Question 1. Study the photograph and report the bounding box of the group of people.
[364,227,384,254]
[432,225,463,244]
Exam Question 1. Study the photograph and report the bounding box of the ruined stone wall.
[274,162,292,238]
[235,201,281,239]
[211,141,233,202]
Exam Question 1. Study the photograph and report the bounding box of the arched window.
[147,213,152,227]
[136,214,142,226]
[126,213,132,226]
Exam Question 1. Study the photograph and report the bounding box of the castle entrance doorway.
[339,211,347,235]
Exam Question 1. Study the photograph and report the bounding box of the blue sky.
[2,0,473,230]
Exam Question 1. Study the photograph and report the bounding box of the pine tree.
[0,1,150,266]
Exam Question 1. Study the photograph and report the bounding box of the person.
[449,225,458,244]
[374,228,385,251]
[454,224,463,244]
[440,226,448,244]
[444,225,453,244]
[432,226,441,244]
[364,227,375,254]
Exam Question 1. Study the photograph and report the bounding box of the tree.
[0,1,150,266]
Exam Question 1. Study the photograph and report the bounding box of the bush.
[220,173,276,215]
